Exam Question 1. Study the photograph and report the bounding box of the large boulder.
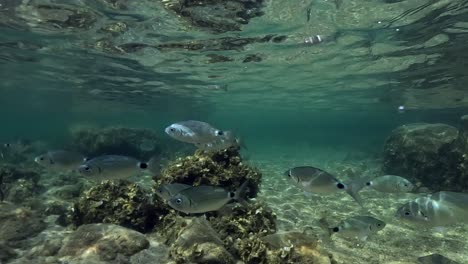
[382,122,467,191]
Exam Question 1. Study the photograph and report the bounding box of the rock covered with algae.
[383,118,468,191]
[69,180,166,233]
[154,147,262,198]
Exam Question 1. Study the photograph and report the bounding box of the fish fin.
[234,180,250,206]
[318,217,333,237]
[237,137,248,150]
[345,181,366,207]
[358,235,368,242]
[146,156,163,175]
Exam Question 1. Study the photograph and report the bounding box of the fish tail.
[237,137,248,150]
[318,217,333,237]
[234,180,250,206]
[146,156,163,175]
[346,180,366,207]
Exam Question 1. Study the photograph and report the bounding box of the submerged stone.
[0,204,47,247]
[70,126,164,160]
[383,123,465,191]
[58,224,149,262]
[168,216,235,264]
[0,165,41,204]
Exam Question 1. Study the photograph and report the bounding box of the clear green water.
[1,0,468,263]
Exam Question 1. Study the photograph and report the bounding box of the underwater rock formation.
[163,216,236,264]
[0,204,47,248]
[69,180,165,232]
[162,0,266,33]
[383,120,468,191]
[157,202,334,264]
[70,126,164,160]
[58,223,149,262]
[158,202,279,264]
[154,147,262,198]
[0,165,41,204]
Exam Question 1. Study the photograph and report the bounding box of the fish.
[34,150,86,171]
[77,155,148,180]
[155,183,192,201]
[167,181,249,214]
[285,166,363,206]
[319,215,386,241]
[165,120,224,144]
[395,191,468,227]
[365,175,414,193]
[195,131,245,151]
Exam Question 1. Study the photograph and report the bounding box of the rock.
[383,123,464,191]
[58,224,149,262]
[261,231,334,264]
[69,126,164,161]
[0,165,41,204]
[161,216,235,264]
[0,204,47,247]
[0,242,17,263]
[154,147,262,201]
[69,180,166,232]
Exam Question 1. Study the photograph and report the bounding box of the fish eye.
[170,128,175,132]
[84,166,90,171]
[175,198,182,204]
[216,130,224,136]
[336,183,345,189]
[404,211,410,216]
[377,223,382,227]
[39,157,44,161]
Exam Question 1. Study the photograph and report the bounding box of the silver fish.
[320,216,386,241]
[285,166,362,205]
[165,120,224,144]
[168,181,249,214]
[34,150,85,171]
[366,175,414,193]
[195,131,244,151]
[156,183,192,201]
[396,191,468,227]
[78,155,147,180]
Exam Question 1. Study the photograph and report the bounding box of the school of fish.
[8,119,466,249]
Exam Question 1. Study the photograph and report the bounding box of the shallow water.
[1,0,468,263]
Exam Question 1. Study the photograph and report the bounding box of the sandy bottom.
[249,145,468,264]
